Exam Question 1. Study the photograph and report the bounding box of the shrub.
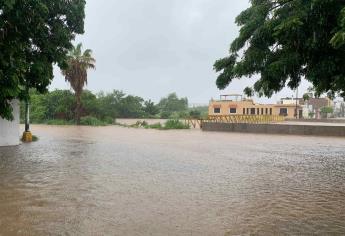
[102,116,114,124]
[163,119,190,130]
[80,116,107,126]
[189,110,201,119]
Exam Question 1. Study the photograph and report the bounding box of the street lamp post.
[22,86,32,142]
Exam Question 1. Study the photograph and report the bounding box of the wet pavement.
[0,125,344,235]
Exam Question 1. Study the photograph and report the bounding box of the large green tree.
[62,43,95,124]
[0,0,86,120]
[214,0,345,98]
[158,93,188,118]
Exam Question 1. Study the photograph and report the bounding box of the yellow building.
[209,94,302,119]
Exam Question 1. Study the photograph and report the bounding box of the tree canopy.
[22,90,197,123]
[214,0,345,98]
[0,0,86,120]
[158,93,188,118]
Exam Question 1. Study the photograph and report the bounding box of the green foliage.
[188,106,208,119]
[189,110,202,119]
[158,93,188,118]
[144,100,159,117]
[62,43,96,124]
[21,89,75,123]
[244,87,254,98]
[32,135,39,142]
[121,119,189,130]
[308,112,315,119]
[80,116,107,126]
[162,119,190,130]
[0,0,86,120]
[117,95,145,118]
[23,90,191,125]
[97,90,125,119]
[303,93,310,101]
[215,0,345,98]
[81,90,99,117]
[45,90,75,120]
[320,106,334,114]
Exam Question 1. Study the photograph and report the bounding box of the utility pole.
[22,85,32,142]
[295,88,299,119]
[25,98,30,132]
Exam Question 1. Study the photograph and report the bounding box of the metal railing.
[205,115,285,124]
[184,119,203,128]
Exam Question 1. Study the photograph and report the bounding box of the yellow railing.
[206,115,285,124]
[184,119,203,128]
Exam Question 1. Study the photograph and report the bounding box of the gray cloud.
[51,0,310,104]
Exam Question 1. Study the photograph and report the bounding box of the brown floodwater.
[0,125,344,235]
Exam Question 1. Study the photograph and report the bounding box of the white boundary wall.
[0,100,20,146]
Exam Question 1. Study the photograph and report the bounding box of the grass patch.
[161,119,190,130]
[80,116,108,126]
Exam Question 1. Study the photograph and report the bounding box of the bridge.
[185,115,285,128]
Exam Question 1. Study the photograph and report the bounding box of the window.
[279,108,288,116]
[270,108,272,115]
[265,108,268,114]
[243,108,246,114]
[257,108,260,115]
[261,108,264,115]
[230,108,237,114]
[247,108,250,114]
[214,108,221,113]
[250,108,256,115]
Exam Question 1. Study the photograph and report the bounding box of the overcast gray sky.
[51,0,310,105]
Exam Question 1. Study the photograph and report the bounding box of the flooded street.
[0,125,345,235]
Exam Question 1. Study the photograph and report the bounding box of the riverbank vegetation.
[116,120,190,130]
[20,90,207,126]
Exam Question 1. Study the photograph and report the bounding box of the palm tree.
[62,43,95,124]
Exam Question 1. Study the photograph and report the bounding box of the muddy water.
[0,125,344,236]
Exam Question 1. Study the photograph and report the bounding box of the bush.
[102,116,114,124]
[189,110,201,119]
[80,116,107,126]
[163,119,190,130]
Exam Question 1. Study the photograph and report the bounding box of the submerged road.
[0,125,344,235]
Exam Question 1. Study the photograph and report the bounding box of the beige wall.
[209,100,302,119]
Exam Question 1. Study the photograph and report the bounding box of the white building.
[0,100,20,146]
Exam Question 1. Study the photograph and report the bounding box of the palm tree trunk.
[76,93,81,125]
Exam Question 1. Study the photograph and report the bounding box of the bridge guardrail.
[206,115,285,124]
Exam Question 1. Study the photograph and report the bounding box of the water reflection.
[0,125,344,235]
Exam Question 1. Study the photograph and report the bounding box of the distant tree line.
[21,90,207,124]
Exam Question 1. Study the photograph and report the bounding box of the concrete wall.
[286,118,345,123]
[202,122,345,137]
[0,100,20,146]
